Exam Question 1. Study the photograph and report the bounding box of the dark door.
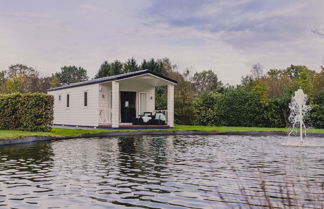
[120,91,136,123]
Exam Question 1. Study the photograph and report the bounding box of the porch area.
[97,73,175,128]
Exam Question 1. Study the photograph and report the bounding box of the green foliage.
[310,91,324,128]
[192,70,223,95]
[0,64,51,93]
[124,58,139,73]
[169,71,196,125]
[50,75,60,88]
[193,92,222,125]
[194,88,264,127]
[140,58,164,75]
[262,93,292,128]
[55,66,88,84]
[0,93,53,131]
[219,88,264,126]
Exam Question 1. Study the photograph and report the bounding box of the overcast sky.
[0,0,324,84]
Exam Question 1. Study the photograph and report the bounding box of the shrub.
[193,88,265,127]
[0,93,53,131]
[310,90,324,128]
[193,92,223,126]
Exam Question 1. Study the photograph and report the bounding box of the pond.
[0,135,323,208]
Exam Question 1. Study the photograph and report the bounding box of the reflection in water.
[0,142,54,208]
[0,135,323,208]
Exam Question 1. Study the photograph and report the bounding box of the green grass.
[0,125,323,140]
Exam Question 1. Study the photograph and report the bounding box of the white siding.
[48,84,100,126]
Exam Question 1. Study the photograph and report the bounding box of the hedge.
[193,89,324,129]
[0,93,53,131]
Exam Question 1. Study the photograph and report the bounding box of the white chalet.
[48,70,177,128]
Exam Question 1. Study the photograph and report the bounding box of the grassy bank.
[0,125,323,140]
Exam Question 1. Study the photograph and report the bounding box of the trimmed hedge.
[0,93,53,131]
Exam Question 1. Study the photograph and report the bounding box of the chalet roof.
[48,69,177,92]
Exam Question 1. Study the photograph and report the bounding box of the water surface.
[0,135,323,208]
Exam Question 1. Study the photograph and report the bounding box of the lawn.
[0,125,323,140]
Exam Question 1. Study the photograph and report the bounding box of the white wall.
[48,84,100,126]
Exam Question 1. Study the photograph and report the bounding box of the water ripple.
[0,135,323,208]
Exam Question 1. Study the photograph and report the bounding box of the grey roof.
[48,69,177,92]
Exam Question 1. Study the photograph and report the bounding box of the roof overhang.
[48,70,177,92]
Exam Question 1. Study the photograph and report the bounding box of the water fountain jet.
[288,89,311,145]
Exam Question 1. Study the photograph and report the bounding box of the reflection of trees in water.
[117,136,171,182]
[0,142,54,182]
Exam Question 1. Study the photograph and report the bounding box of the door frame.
[120,91,137,123]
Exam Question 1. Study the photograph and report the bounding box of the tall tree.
[95,61,111,78]
[141,58,164,74]
[110,60,123,75]
[55,66,88,84]
[0,64,50,93]
[6,64,39,78]
[251,63,264,79]
[124,58,139,73]
[192,70,223,95]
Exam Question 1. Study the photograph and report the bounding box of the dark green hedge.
[0,93,53,131]
[193,89,324,129]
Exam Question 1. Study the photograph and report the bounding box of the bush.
[310,91,324,128]
[0,93,53,131]
[193,92,223,126]
[194,88,265,127]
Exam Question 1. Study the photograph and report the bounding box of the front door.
[120,91,136,123]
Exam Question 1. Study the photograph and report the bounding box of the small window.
[84,92,88,106]
[67,94,70,107]
[58,95,61,101]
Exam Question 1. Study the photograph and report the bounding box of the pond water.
[0,135,323,208]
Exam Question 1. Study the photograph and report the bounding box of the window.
[84,92,88,106]
[67,94,70,107]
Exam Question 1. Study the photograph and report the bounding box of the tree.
[2,75,26,93]
[124,58,139,73]
[95,61,111,78]
[55,66,88,84]
[6,64,39,78]
[0,71,5,91]
[0,64,51,93]
[313,67,324,92]
[110,60,123,75]
[295,67,312,96]
[141,58,164,74]
[193,92,223,125]
[169,70,196,125]
[50,75,60,88]
[191,70,223,95]
[310,90,324,128]
[251,63,263,79]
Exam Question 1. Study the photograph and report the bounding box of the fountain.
[288,89,311,145]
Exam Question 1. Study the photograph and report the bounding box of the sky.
[0,0,324,84]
